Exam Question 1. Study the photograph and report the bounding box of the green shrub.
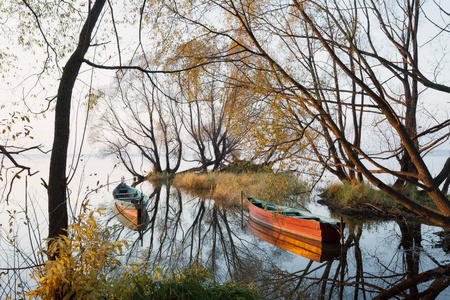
[27,210,259,300]
[109,264,260,300]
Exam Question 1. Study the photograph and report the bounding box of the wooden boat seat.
[252,201,264,208]
[297,216,321,221]
[115,190,138,199]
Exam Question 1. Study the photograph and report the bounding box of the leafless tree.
[92,72,183,177]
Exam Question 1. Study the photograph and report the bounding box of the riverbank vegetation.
[26,211,259,300]
[320,181,439,220]
[172,171,306,206]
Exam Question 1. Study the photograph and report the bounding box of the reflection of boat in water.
[247,197,344,242]
[113,204,149,231]
[113,178,149,231]
[247,218,341,262]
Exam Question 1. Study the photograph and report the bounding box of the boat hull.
[247,198,343,243]
[247,218,341,262]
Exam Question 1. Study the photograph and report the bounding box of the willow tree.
[156,0,450,227]
[176,65,248,172]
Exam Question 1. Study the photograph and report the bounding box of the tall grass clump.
[173,172,218,191]
[147,171,174,183]
[323,180,393,208]
[211,172,256,202]
[173,171,307,206]
[246,172,307,204]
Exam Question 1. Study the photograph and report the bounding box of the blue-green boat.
[112,178,149,230]
[113,178,148,210]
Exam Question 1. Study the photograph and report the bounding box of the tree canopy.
[144,0,450,226]
[1,0,450,243]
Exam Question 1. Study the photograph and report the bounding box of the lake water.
[1,154,449,299]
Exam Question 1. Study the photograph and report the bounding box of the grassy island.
[319,181,439,220]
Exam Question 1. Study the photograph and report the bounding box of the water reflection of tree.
[142,186,251,280]
[374,221,450,299]
[397,220,422,297]
[248,227,358,299]
[239,220,449,299]
[112,187,449,299]
[111,184,261,282]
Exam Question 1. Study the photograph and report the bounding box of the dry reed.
[173,171,306,206]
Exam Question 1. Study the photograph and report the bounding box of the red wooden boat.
[247,197,344,243]
[247,218,341,262]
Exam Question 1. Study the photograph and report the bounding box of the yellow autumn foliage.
[25,209,259,299]
[27,210,128,300]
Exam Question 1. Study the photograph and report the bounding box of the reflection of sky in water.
[1,155,450,299]
[104,180,450,298]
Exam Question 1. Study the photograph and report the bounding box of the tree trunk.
[434,157,450,194]
[47,0,106,240]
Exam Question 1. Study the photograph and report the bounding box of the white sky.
[0,0,449,172]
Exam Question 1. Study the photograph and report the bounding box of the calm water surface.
[100,179,450,299]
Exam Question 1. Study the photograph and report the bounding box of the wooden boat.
[247,197,344,243]
[113,178,149,230]
[113,178,148,209]
[247,217,341,262]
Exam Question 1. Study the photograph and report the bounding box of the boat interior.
[249,198,322,221]
[115,188,139,199]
